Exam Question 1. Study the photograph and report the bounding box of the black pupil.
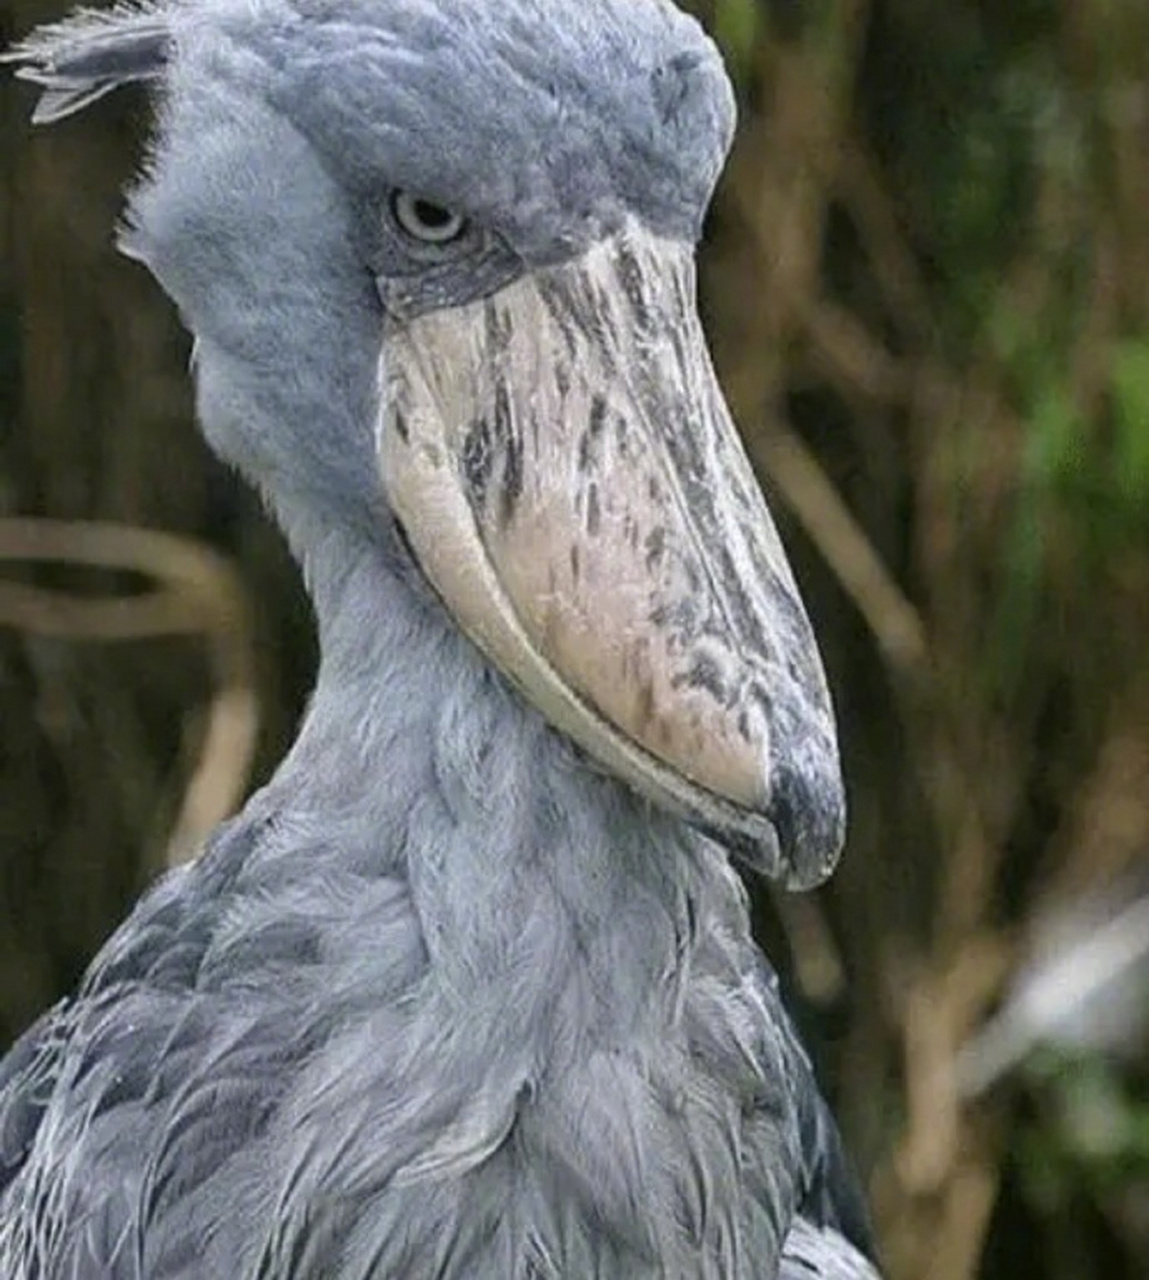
[413,200,454,231]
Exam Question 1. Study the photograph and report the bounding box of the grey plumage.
[1,2,882,1277]
[6,3,168,121]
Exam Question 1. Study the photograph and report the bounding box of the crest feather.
[2,4,169,124]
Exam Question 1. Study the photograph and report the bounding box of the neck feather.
[197,492,803,1276]
[252,491,717,999]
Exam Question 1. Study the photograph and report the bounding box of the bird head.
[8,0,846,888]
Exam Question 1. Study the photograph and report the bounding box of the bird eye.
[391,191,467,245]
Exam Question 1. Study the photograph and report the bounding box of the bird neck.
[257,494,714,1001]
[221,499,802,1276]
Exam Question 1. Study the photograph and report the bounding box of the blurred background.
[1,0,1147,1276]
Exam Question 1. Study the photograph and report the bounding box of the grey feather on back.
[1,4,168,123]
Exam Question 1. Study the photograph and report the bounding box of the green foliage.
[1111,341,1149,513]
[708,0,761,79]
[1019,1049,1149,1207]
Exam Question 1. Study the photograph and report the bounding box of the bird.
[1,1,884,1276]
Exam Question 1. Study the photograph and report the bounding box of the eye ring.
[390,191,468,245]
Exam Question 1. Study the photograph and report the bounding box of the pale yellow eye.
[391,191,467,244]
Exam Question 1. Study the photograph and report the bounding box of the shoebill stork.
[1,1,882,1276]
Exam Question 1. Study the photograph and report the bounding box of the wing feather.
[781,1218,883,1280]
